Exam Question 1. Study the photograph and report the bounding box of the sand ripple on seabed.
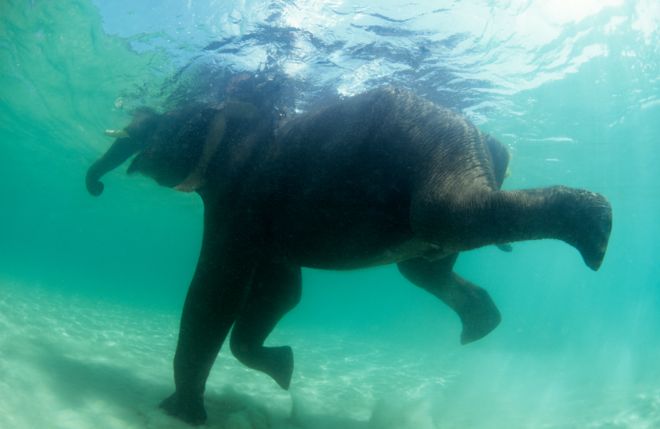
[0,283,450,429]
[287,334,450,414]
[584,390,660,429]
[0,284,181,429]
[1,283,659,429]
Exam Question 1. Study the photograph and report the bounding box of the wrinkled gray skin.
[86,87,612,425]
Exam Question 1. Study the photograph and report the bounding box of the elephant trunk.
[86,136,139,196]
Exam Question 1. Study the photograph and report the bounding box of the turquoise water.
[1,1,659,428]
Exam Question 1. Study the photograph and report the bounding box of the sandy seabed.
[0,282,658,429]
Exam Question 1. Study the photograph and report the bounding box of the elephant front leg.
[160,227,259,425]
[411,186,612,270]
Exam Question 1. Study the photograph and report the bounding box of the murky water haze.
[1,1,659,427]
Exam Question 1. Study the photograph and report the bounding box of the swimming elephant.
[86,87,612,425]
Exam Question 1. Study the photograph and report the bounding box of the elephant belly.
[262,161,439,268]
[289,238,438,269]
[271,207,442,269]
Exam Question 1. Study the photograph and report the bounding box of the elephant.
[86,86,612,425]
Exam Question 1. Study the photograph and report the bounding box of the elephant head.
[86,106,207,196]
[86,108,159,196]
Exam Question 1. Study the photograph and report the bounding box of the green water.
[1,1,659,428]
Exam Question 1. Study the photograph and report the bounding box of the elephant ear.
[124,107,159,141]
[484,134,510,188]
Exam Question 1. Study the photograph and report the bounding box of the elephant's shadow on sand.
[23,340,369,428]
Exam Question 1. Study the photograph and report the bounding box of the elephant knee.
[397,261,432,286]
[229,331,253,364]
[398,255,457,288]
[281,283,302,312]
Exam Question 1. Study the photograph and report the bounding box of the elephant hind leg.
[398,255,501,344]
[411,186,612,270]
[230,262,301,390]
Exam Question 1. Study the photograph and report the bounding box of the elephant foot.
[160,392,207,426]
[262,345,294,390]
[458,287,501,345]
[232,344,294,390]
[560,188,612,271]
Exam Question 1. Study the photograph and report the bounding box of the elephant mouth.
[104,129,129,139]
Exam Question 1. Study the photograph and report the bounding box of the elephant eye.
[143,147,156,158]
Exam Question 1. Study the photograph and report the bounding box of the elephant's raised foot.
[231,343,294,390]
[557,188,612,271]
[160,392,207,425]
[265,345,294,390]
[459,287,501,345]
